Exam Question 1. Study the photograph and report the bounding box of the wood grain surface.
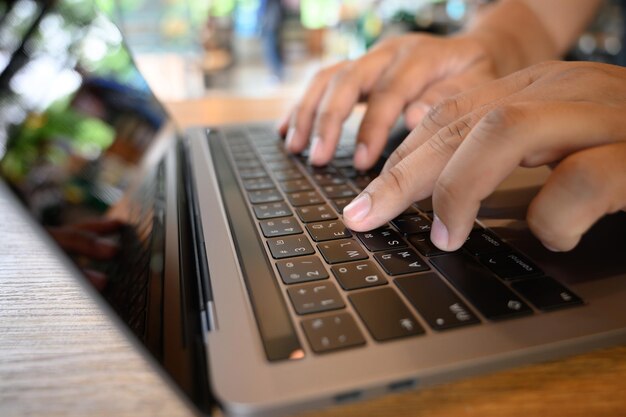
[1,97,625,417]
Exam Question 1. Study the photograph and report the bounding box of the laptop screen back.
[0,0,171,340]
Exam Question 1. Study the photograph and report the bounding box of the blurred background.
[96,0,625,100]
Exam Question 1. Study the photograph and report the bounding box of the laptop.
[1,1,626,416]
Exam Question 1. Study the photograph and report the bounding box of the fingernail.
[430,215,449,250]
[353,143,368,169]
[308,135,323,165]
[407,102,431,127]
[285,127,296,151]
[343,192,372,223]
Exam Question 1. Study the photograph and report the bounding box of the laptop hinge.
[178,139,216,331]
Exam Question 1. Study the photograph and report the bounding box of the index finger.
[431,101,623,251]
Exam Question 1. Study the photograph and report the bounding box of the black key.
[210,136,302,361]
[276,256,329,284]
[296,204,338,223]
[374,249,429,276]
[229,144,252,154]
[333,147,353,159]
[511,277,583,311]
[255,145,280,155]
[332,158,354,168]
[304,165,337,175]
[231,151,256,161]
[274,168,303,181]
[408,233,446,257]
[395,273,480,331]
[279,179,313,193]
[391,214,432,235]
[431,253,533,320]
[352,174,374,191]
[248,188,283,204]
[479,252,542,280]
[318,239,368,264]
[331,197,352,213]
[312,173,346,186]
[253,202,292,219]
[267,160,296,171]
[259,217,303,237]
[349,287,424,341]
[463,230,509,256]
[239,168,268,179]
[287,191,324,207]
[321,184,357,199]
[331,261,387,290]
[338,167,358,178]
[243,177,275,191]
[356,227,407,252]
[267,235,315,259]
[259,152,288,163]
[287,281,345,315]
[306,220,352,242]
[301,313,365,353]
[236,159,262,169]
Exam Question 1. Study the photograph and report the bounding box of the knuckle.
[385,164,412,194]
[314,63,345,82]
[387,141,412,166]
[475,104,526,139]
[426,120,467,158]
[423,97,463,131]
[554,62,597,80]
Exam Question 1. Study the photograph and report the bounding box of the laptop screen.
[0,0,171,338]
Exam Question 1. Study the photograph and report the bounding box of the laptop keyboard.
[213,125,583,358]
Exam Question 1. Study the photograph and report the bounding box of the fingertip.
[307,135,334,166]
[430,215,450,251]
[539,235,579,252]
[541,241,563,252]
[353,143,370,171]
[343,192,372,224]
[284,126,297,152]
[277,121,289,137]
[404,102,431,129]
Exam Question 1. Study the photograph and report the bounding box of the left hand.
[342,61,626,252]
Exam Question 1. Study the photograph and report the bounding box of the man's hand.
[279,33,499,169]
[343,61,626,252]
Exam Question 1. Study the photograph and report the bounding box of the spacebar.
[208,135,303,361]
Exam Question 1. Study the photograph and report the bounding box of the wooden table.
[1,96,625,417]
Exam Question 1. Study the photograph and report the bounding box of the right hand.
[279,33,500,169]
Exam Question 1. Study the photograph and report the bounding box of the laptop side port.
[388,378,418,392]
[334,390,363,404]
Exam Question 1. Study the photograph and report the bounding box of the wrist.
[458,28,527,78]
[458,1,560,77]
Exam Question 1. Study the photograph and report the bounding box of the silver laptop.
[1,1,625,416]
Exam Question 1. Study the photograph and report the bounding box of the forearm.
[461,0,603,77]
